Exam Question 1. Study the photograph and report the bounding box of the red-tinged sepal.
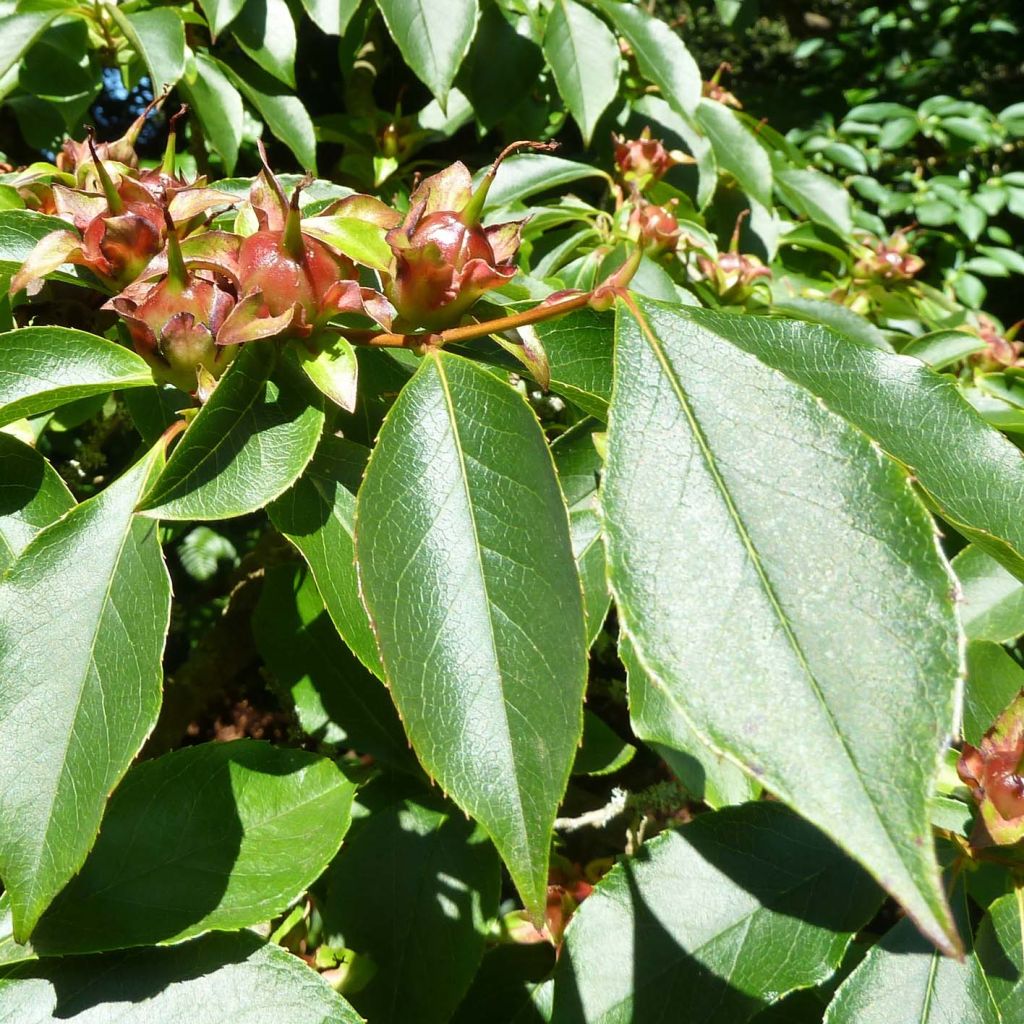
[215,292,302,347]
[51,185,108,230]
[81,210,164,285]
[8,230,83,294]
[165,187,238,224]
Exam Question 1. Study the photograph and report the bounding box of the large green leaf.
[543,0,620,146]
[775,167,853,237]
[269,435,383,676]
[139,343,324,521]
[354,351,588,917]
[375,0,479,106]
[552,421,609,645]
[0,326,152,428]
[181,53,243,174]
[695,99,773,208]
[602,297,961,953]
[824,914,997,1022]
[953,544,1024,643]
[254,563,414,770]
[622,637,757,809]
[0,434,73,573]
[591,0,700,117]
[478,154,609,210]
[535,308,614,418]
[0,9,62,80]
[0,932,361,1023]
[300,0,361,35]
[0,443,170,941]
[322,779,501,1024]
[549,802,882,1024]
[109,7,186,94]
[16,740,355,955]
[976,892,1024,1020]
[232,0,297,87]
[692,308,1024,582]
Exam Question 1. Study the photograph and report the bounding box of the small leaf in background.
[0,433,73,573]
[177,525,239,582]
[963,641,1024,747]
[0,442,171,940]
[232,0,298,88]
[549,803,882,1024]
[322,778,501,1024]
[269,435,382,677]
[355,351,588,918]
[603,298,961,953]
[0,326,152,428]
[543,0,620,146]
[572,710,635,776]
[182,53,244,174]
[954,544,1024,643]
[533,308,614,419]
[901,329,987,369]
[20,740,355,955]
[296,336,359,412]
[254,564,414,771]
[696,100,773,208]
[775,167,853,237]
[375,0,480,107]
[108,7,186,96]
[476,154,609,210]
[139,343,324,521]
[300,0,362,36]
[0,932,361,1023]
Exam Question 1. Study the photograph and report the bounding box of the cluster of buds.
[958,693,1024,848]
[852,229,925,284]
[693,211,771,303]
[969,313,1023,370]
[628,197,684,255]
[612,127,686,191]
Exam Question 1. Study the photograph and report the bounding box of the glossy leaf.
[0,210,81,283]
[775,167,853,237]
[535,307,614,418]
[139,343,324,521]
[0,932,361,1023]
[603,297,961,953]
[110,8,186,95]
[269,435,382,676]
[21,740,355,954]
[0,326,152,428]
[375,0,480,106]
[0,10,62,80]
[300,0,361,35]
[953,544,1024,643]
[182,53,243,175]
[477,154,609,210]
[322,779,501,1024]
[573,711,635,777]
[0,443,171,940]
[232,0,297,87]
[355,351,588,917]
[552,422,610,645]
[902,329,986,369]
[549,802,882,1024]
[253,563,414,770]
[0,433,73,573]
[963,641,1024,746]
[824,914,997,1023]
[622,636,757,809]
[696,99,773,208]
[297,336,358,412]
[976,892,1024,1020]
[592,0,700,116]
[543,0,620,145]
[197,0,247,37]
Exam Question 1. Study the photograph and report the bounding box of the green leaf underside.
[0,443,171,940]
[0,433,74,573]
[323,779,501,1024]
[824,914,998,1022]
[0,326,152,428]
[603,297,960,953]
[0,932,361,1023]
[139,343,324,521]
[549,802,882,1024]
[954,544,1024,643]
[269,434,383,677]
[354,351,588,917]
[254,564,413,770]
[691,307,1024,582]
[17,740,355,955]
[622,636,757,809]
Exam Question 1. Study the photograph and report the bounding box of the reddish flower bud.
[853,229,924,284]
[631,199,683,254]
[612,127,682,187]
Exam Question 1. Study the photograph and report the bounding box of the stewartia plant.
[0,2,1023,1022]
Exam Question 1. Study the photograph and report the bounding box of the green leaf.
[0,433,73,573]
[603,297,961,954]
[953,544,1024,643]
[824,914,997,1022]
[477,154,610,210]
[771,297,890,351]
[696,99,773,208]
[301,214,393,271]
[354,351,588,917]
[269,435,383,676]
[139,343,324,521]
[963,641,1024,746]
[296,335,358,412]
[0,932,361,1023]
[775,167,853,237]
[543,0,620,146]
[322,778,501,1024]
[300,0,361,35]
[182,53,243,174]
[534,307,613,418]
[0,210,79,283]
[591,0,700,116]
[552,421,609,645]
[216,55,317,170]
[976,892,1024,1019]
[108,7,186,95]
[623,636,757,809]
[374,0,480,106]
[0,442,171,941]
[902,329,986,369]
[549,802,882,1023]
[0,9,62,80]
[0,326,152,427]
[197,0,247,36]
[254,563,414,770]
[18,740,355,954]
[572,711,635,776]
[878,117,919,149]
[232,0,297,87]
